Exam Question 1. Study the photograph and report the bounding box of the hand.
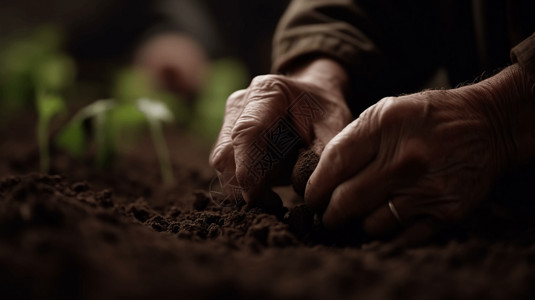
[306,65,535,244]
[135,33,208,97]
[209,59,352,204]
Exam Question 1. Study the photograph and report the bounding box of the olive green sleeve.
[271,0,441,112]
[271,0,383,75]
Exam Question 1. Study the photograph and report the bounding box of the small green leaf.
[136,97,174,185]
[112,68,153,103]
[109,102,145,125]
[36,91,66,174]
[108,102,146,151]
[136,98,174,123]
[33,54,76,92]
[37,92,66,122]
[74,99,116,121]
[55,120,86,157]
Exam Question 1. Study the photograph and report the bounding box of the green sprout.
[34,55,75,173]
[86,100,116,168]
[0,25,76,173]
[33,52,75,174]
[0,25,69,128]
[36,92,66,173]
[56,100,116,168]
[56,68,174,171]
[136,98,175,185]
[112,68,190,124]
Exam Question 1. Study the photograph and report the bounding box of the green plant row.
[0,25,249,185]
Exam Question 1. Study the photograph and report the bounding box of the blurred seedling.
[57,69,177,184]
[0,25,76,173]
[0,26,74,127]
[0,26,64,107]
[137,98,175,186]
[36,92,66,173]
[112,68,190,124]
[56,99,116,168]
[32,42,76,173]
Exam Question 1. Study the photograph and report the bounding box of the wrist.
[286,58,349,100]
[471,65,535,170]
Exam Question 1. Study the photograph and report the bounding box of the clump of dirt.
[291,148,320,197]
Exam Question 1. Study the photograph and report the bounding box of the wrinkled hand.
[210,59,352,203]
[305,73,528,243]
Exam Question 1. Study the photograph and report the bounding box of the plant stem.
[37,118,49,173]
[95,112,107,168]
[148,120,173,185]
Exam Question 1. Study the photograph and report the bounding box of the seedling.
[32,51,76,174]
[0,26,70,130]
[0,25,76,173]
[56,99,116,168]
[136,98,175,185]
[56,69,176,172]
[112,67,190,125]
[36,92,66,173]
[0,26,64,108]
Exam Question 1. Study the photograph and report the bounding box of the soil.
[291,148,320,197]
[2,113,535,299]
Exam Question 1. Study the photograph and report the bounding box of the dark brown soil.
[291,148,320,197]
[2,113,535,299]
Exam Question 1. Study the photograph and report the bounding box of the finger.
[320,160,390,228]
[209,89,247,171]
[209,90,248,194]
[363,197,410,237]
[231,76,296,202]
[305,114,380,211]
[393,218,438,247]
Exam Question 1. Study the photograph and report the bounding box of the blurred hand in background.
[134,33,209,99]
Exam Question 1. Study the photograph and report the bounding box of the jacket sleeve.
[511,32,535,83]
[271,0,441,112]
[272,0,382,76]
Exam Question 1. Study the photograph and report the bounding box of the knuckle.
[322,142,343,167]
[393,140,430,173]
[250,74,289,92]
[225,89,247,111]
[227,89,247,104]
[357,97,395,127]
[250,74,281,85]
[377,97,402,125]
[251,74,271,84]
[230,116,259,141]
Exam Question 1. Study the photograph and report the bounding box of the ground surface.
[2,113,535,299]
